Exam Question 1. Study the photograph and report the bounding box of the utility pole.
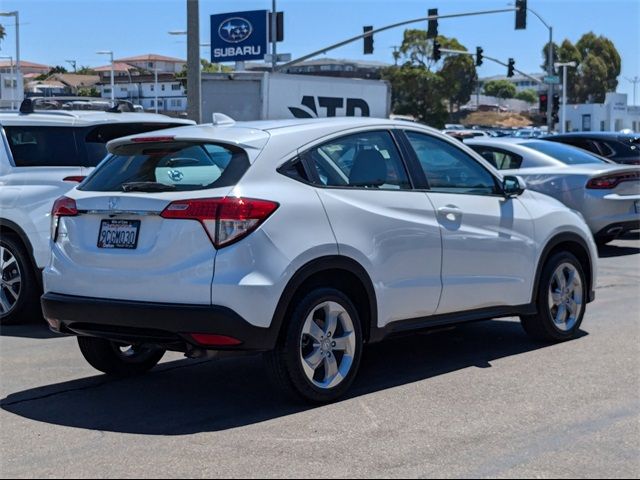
[0,11,21,104]
[627,76,640,106]
[186,0,201,123]
[271,0,277,71]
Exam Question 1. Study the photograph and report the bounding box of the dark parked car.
[544,132,640,165]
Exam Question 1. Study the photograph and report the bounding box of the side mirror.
[503,175,526,198]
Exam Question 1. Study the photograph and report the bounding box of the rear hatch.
[47,130,269,304]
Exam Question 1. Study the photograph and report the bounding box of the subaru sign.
[210,10,268,63]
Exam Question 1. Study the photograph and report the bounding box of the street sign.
[264,53,292,63]
[210,10,268,63]
[544,75,560,84]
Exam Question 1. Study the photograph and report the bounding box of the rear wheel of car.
[77,336,165,376]
[265,288,363,403]
[521,251,587,342]
[0,235,40,325]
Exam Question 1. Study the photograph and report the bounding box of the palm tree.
[0,24,6,44]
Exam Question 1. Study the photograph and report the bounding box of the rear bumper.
[594,219,640,240]
[41,293,278,352]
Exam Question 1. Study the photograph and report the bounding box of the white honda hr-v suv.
[41,117,598,403]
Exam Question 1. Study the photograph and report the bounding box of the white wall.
[563,93,640,132]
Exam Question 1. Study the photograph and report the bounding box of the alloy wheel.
[299,301,357,389]
[548,262,584,332]
[0,246,21,315]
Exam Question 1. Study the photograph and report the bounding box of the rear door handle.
[438,205,462,221]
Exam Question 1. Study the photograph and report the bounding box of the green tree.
[382,30,475,127]
[0,24,5,45]
[483,80,517,99]
[78,87,100,97]
[76,66,97,76]
[515,89,538,103]
[438,36,477,112]
[541,33,621,104]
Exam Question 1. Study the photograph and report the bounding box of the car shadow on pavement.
[0,321,59,340]
[0,319,588,435]
[597,243,640,258]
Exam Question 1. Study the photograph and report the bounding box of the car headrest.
[349,149,387,187]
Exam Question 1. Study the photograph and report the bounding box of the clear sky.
[1,0,638,103]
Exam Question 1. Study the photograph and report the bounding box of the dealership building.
[562,92,640,133]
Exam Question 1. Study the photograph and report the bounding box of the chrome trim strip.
[79,210,160,216]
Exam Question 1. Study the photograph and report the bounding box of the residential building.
[95,54,187,113]
[26,74,100,96]
[562,92,640,133]
[0,60,50,110]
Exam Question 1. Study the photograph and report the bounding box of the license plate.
[97,220,141,249]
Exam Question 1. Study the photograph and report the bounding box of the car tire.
[521,251,587,342]
[0,234,40,325]
[265,288,363,404]
[77,336,165,376]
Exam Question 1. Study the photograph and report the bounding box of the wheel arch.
[532,232,595,305]
[270,255,378,345]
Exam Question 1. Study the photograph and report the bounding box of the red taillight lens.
[52,196,78,217]
[160,197,279,248]
[130,136,175,143]
[51,196,78,242]
[63,176,86,183]
[586,171,640,189]
[188,333,242,347]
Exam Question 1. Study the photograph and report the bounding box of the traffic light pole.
[276,7,518,71]
[439,48,544,85]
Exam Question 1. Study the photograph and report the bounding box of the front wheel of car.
[0,235,40,325]
[521,251,587,342]
[265,288,363,404]
[77,336,165,376]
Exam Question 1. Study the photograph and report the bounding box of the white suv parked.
[41,118,598,403]
[0,106,193,324]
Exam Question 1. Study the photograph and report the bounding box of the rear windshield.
[79,142,250,192]
[5,123,186,167]
[521,141,607,165]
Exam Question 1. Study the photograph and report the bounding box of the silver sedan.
[465,138,640,245]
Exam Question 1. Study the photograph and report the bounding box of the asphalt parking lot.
[1,235,639,478]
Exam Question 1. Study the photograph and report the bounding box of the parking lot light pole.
[0,11,21,105]
[96,50,115,104]
[555,61,577,134]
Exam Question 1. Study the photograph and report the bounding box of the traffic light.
[432,40,441,62]
[552,94,560,115]
[476,47,483,67]
[539,93,548,113]
[427,8,438,39]
[268,12,284,42]
[515,0,527,30]
[507,58,515,77]
[363,26,374,54]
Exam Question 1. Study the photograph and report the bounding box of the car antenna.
[19,98,34,114]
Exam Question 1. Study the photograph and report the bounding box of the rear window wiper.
[122,182,176,192]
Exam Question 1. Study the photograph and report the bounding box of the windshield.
[522,141,608,165]
[79,142,250,192]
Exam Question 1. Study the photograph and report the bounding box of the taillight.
[586,171,640,189]
[160,197,279,248]
[51,196,78,242]
[63,176,86,183]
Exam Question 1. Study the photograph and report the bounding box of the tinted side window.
[468,146,523,170]
[278,157,310,183]
[405,131,498,195]
[302,130,410,190]
[5,126,80,167]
